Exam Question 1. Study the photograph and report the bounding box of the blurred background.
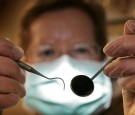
[0,0,135,115]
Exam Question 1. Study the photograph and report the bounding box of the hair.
[19,0,107,59]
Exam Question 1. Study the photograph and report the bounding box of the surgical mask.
[24,55,112,115]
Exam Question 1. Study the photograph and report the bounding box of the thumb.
[120,20,135,115]
[124,20,135,35]
[122,89,135,115]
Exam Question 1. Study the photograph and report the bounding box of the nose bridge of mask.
[46,55,83,80]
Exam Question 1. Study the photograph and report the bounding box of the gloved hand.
[103,20,135,115]
[0,37,26,110]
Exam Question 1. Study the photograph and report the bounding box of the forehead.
[30,8,95,43]
[32,7,93,26]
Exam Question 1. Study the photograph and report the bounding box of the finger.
[0,56,25,84]
[103,35,135,57]
[0,36,24,60]
[103,20,135,57]
[117,76,135,91]
[104,57,135,78]
[0,93,20,109]
[0,76,26,98]
[124,20,135,35]
[122,90,135,114]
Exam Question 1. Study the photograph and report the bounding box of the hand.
[103,20,135,115]
[0,37,26,110]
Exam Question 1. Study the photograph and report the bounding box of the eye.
[42,49,55,56]
[39,45,56,57]
[74,47,89,54]
[71,43,99,59]
[71,43,101,60]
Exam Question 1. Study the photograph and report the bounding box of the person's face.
[26,8,101,64]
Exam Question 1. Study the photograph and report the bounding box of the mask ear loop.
[15,60,65,90]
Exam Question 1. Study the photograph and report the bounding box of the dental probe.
[91,57,117,80]
[15,60,65,90]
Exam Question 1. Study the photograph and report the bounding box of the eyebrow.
[39,44,52,51]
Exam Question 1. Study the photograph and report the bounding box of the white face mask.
[24,55,112,115]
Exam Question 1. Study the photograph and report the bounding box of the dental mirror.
[70,57,116,97]
[71,75,94,97]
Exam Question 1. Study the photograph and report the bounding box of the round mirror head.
[70,75,94,97]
